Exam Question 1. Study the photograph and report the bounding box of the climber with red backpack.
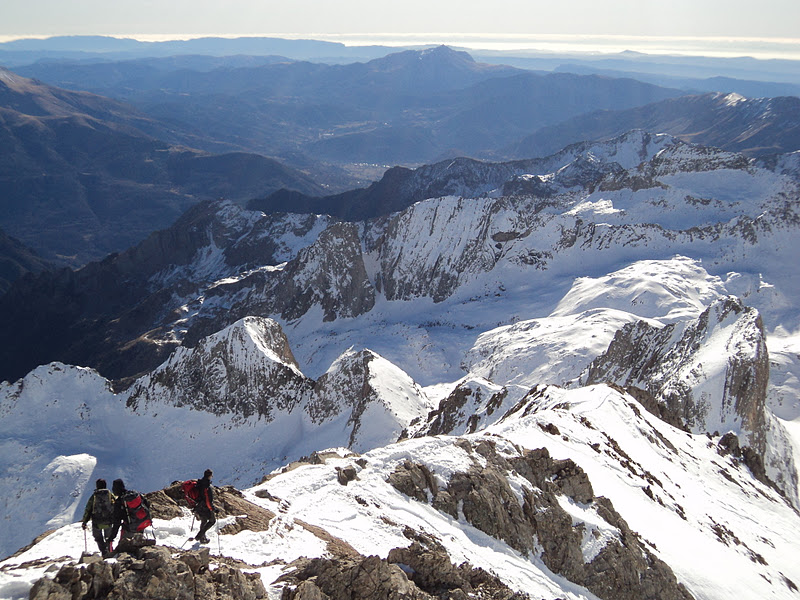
[109,478,153,545]
[190,469,217,544]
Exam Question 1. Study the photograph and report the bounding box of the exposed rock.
[143,489,184,520]
[276,531,527,600]
[114,533,156,556]
[29,545,266,600]
[387,529,529,600]
[419,380,509,437]
[278,554,429,600]
[335,465,358,486]
[158,482,276,534]
[717,433,771,487]
[387,439,693,600]
[718,432,741,456]
[386,460,438,503]
[276,222,376,322]
[127,316,314,421]
[584,297,770,458]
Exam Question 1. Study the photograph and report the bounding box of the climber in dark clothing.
[81,478,115,557]
[193,469,217,544]
[109,478,151,543]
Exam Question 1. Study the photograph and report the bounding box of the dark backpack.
[92,489,114,526]
[182,480,200,508]
[123,491,152,532]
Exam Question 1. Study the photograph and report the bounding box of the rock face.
[29,546,266,600]
[309,348,430,450]
[412,378,510,437]
[583,297,770,456]
[277,529,527,600]
[271,222,376,323]
[387,438,693,600]
[127,316,313,421]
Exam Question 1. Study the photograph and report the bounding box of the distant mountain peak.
[419,44,475,63]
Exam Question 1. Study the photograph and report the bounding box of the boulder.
[28,544,266,600]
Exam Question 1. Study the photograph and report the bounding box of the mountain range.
[1,131,799,576]
[2,38,800,600]
[4,44,800,272]
[13,46,684,165]
[0,66,323,265]
[509,92,800,159]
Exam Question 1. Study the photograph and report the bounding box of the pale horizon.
[1,32,800,61]
[2,0,800,60]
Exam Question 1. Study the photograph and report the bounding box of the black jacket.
[195,476,215,514]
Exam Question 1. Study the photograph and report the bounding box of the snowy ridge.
[3,384,799,600]
[0,318,437,559]
[309,347,432,451]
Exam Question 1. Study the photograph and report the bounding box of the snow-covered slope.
[0,318,432,558]
[3,384,799,600]
[2,131,800,599]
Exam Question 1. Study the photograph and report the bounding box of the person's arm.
[81,494,94,527]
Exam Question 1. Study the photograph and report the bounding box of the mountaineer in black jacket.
[109,478,152,543]
[193,469,217,544]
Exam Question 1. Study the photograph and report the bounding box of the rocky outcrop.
[387,438,693,600]
[413,378,509,437]
[153,482,276,534]
[127,316,313,421]
[29,546,266,600]
[276,529,528,600]
[308,348,429,450]
[583,297,770,456]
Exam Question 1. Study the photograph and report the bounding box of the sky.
[2,0,800,59]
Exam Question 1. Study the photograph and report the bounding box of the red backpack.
[123,491,152,532]
[182,480,200,508]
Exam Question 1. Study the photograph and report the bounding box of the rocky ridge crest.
[386,437,693,600]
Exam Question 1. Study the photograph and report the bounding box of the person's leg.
[195,514,209,541]
[100,528,114,556]
[92,526,111,557]
[196,512,216,542]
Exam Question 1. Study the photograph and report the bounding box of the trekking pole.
[83,528,88,553]
[216,519,222,556]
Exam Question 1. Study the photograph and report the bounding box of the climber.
[109,478,152,543]
[81,478,115,557]
[192,469,218,544]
